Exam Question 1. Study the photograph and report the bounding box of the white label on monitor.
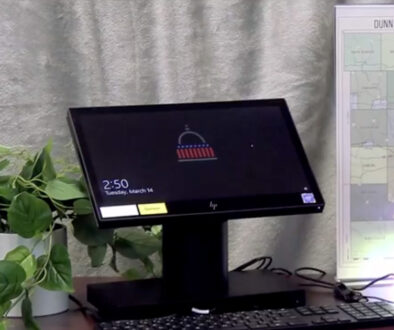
[301,193,316,204]
[100,205,139,218]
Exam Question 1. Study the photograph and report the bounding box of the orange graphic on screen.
[177,126,218,162]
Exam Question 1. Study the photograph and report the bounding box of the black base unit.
[87,270,305,320]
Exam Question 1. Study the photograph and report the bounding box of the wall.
[1,0,393,276]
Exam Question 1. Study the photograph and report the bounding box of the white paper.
[336,5,394,282]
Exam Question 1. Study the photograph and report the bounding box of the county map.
[345,32,394,259]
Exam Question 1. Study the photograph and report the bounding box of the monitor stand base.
[87,270,305,320]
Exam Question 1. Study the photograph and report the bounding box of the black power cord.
[293,267,390,303]
[233,256,292,276]
[69,294,102,322]
[270,267,293,276]
[363,296,394,303]
[294,267,334,288]
[354,273,394,291]
[235,256,394,304]
[232,256,273,272]
[333,282,363,303]
[353,273,394,304]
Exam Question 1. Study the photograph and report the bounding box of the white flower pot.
[0,227,69,317]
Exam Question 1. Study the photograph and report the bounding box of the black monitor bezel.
[68,98,324,228]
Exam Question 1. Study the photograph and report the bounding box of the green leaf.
[0,160,9,172]
[20,159,35,180]
[0,177,14,205]
[0,301,11,316]
[78,177,88,194]
[122,268,144,281]
[73,199,92,215]
[53,176,78,185]
[151,225,162,237]
[109,250,118,273]
[21,296,40,330]
[0,176,10,185]
[31,140,56,181]
[45,179,87,201]
[5,246,37,279]
[0,260,26,305]
[7,192,52,238]
[0,320,6,330]
[73,214,113,246]
[0,184,18,202]
[114,227,161,260]
[0,146,11,156]
[141,257,155,276]
[87,245,107,267]
[38,244,73,293]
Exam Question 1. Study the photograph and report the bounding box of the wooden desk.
[6,277,394,330]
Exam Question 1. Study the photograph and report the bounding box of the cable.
[232,256,273,272]
[270,267,293,276]
[234,257,394,304]
[69,294,102,322]
[354,273,394,291]
[299,283,333,289]
[294,267,334,288]
[69,294,85,310]
[294,267,365,302]
[334,282,364,302]
[363,296,394,304]
[257,257,273,270]
[295,266,327,277]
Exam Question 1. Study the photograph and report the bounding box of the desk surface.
[6,277,394,330]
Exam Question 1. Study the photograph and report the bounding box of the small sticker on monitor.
[301,193,316,204]
[138,203,168,215]
[100,205,139,218]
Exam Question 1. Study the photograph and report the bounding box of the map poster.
[336,5,394,282]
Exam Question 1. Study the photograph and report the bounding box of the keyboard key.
[287,320,309,326]
[309,307,326,315]
[321,316,338,323]
[338,317,352,323]
[322,307,339,314]
[295,307,313,316]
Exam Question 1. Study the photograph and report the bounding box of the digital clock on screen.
[102,179,129,190]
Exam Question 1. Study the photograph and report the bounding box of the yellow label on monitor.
[138,203,168,215]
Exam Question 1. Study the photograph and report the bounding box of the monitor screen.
[68,99,324,227]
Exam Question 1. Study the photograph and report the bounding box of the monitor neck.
[162,219,228,299]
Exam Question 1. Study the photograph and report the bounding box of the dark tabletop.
[6,277,394,330]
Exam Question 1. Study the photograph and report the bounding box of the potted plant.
[0,142,161,330]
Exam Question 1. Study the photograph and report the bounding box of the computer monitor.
[68,99,324,316]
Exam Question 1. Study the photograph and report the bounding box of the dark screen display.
[68,99,324,225]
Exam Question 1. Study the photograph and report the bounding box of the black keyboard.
[97,301,394,329]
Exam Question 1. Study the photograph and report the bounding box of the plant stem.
[5,218,56,316]
[16,176,47,196]
[4,291,25,317]
[29,268,47,287]
[30,224,54,286]
[30,235,44,255]
[30,177,47,186]
[109,245,119,273]
[16,175,72,213]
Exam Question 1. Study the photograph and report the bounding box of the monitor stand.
[87,219,305,319]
